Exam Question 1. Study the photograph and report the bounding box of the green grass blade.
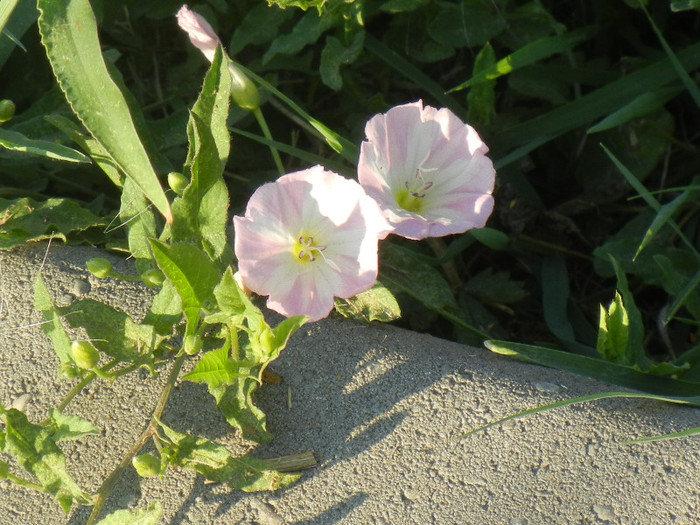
[364,33,466,118]
[634,191,687,260]
[491,41,700,157]
[642,5,700,109]
[484,339,700,401]
[622,425,700,444]
[37,0,172,225]
[0,0,20,35]
[587,86,683,134]
[230,126,353,177]
[459,391,699,439]
[448,27,595,93]
[235,63,359,164]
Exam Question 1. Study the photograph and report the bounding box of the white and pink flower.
[233,166,391,322]
[358,100,495,240]
[176,5,219,62]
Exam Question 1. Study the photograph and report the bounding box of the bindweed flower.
[358,100,495,240]
[233,166,391,322]
[176,4,260,111]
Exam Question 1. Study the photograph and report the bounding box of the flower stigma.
[295,235,326,263]
[395,168,435,213]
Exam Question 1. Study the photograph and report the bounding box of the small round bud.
[0,100,15,124]
[71,341,100,370]
[86,258,113,279]
[227,62,260,112]
[141,269,165,288]
[167,171,188,195]
[132,454,161,478]
[60,363,81,379]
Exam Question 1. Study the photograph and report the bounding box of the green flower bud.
[0,99,15,124]
[132,454,161,478]
[59,363,81,380]
[184,334,202,355]
[227,62,260,112]
[86,258,113,279]
[167,171,188,195]
[141,269,165,288]
[71,341,100,370]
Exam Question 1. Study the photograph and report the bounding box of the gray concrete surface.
[0,243,698,525]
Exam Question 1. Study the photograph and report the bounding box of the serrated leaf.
[2,409,91,513]
[158,421,299,490]
[95,502,163,525]
[172,48,231,262]
[49,409,99,442]
[0,127,90,162]
[33,274,74,376]
[0,197,106,250]
[37,0,172,224]
[334,282,401,323]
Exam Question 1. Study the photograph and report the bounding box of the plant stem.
[253,107,285,176]
[85,353,187,525]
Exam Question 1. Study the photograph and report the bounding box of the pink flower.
[233,166,391,322]
[358,100,495,240]
[176,5,220,62]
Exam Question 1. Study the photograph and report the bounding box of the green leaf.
[671,0,700,11]
[428,2,506,48]
[37,0,172,224]
[209,380,272,444]
[49,409,99,442]
[95,503,163,525]
[451,27,594,92]
[142,280,183,338]
[33,274,74,377]
[484,340,700,401]
[45,114,122,187]
[183,345,246,389]
[319,31,364,90]
[597,291,630,363]
[379,242,489,339]
[609,257,648,368]
[57,299,158,363]
[118,177,158,274]
[172,47,231,263]
[492,41,700,162]
[0,127,90,162]
[0,197,106,250]
[2,408,91,513]
[459,391,698,440]
[467,42,497,126]
[587,86,683,134]
[0,0,36,69]
[334,282,401,323]
[150,240,222,340]
[158,421,300,490]
[634,191,687,260]
[541,256,576,342]
[464,268,527,305]
[262,10,327,64]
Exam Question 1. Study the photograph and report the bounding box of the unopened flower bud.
[168,171,188,195]
[71,341,100,370]
[0,99,15,124]
[141,269,165,288]
[184,334,202,355]
[86,258,113,279]
[132,454,161,478]
[228,62,260,112]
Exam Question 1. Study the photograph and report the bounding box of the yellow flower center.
[395,169,434,213]
[294,235,326,263]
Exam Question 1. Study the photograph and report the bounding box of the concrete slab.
[0,243,698,524]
